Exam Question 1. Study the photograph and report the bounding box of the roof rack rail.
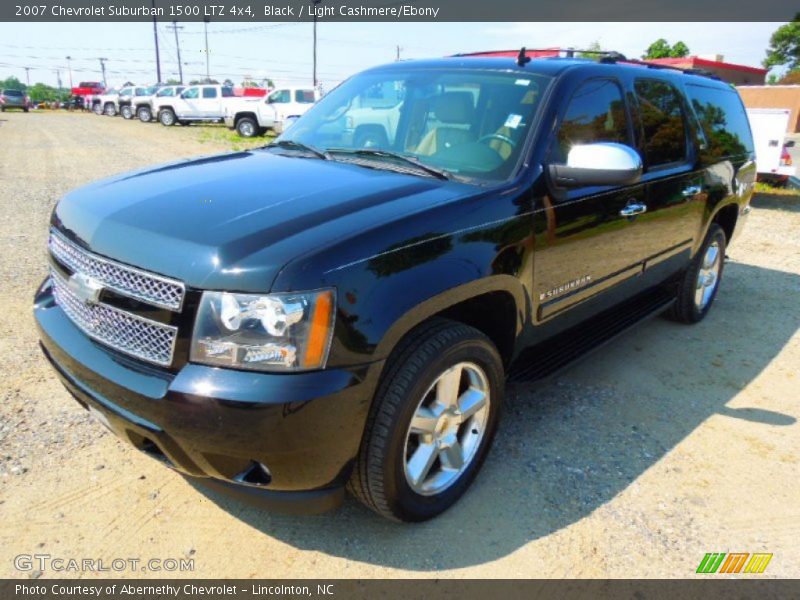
[454,48,722,81]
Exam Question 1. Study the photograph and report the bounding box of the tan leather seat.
[415,92,476,156]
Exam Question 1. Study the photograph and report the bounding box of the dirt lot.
[1,110,798,579]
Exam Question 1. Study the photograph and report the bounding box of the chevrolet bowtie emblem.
[67,272,103,305]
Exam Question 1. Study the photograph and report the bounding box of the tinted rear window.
[685,84,754,158]
[3,89,23,97]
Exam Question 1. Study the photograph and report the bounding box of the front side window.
[552,78,630,164]
[119,88,131,96]
[156,87,175,97]
[269,89,291,103]
[202,87,218,99]
[282,69,551,182]
[634,79,688,167]
[182,87,199,99]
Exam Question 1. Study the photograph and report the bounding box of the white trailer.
[746,108,795,179]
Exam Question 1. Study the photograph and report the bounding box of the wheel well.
[435,291,518,367]
[713,204,738,243]
[235,112,257,125]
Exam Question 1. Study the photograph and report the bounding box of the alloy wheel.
[403,361,490,496]
[695,240,721,310]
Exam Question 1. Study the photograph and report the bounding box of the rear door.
[200,86,219,117]
[629,77,704,277]
[534,76,648,321]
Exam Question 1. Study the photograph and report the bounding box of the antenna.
[516,47,531,67]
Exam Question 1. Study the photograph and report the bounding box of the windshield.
[279,68,551,182]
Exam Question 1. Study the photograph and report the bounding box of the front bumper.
[223,115,235,128]
[34,279,384,513]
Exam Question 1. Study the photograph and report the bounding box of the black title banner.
[2,0,797,22]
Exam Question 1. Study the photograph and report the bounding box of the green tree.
[0,75,26,91]
[671,41,690,58]
[576,41,603,59]
[763,13,800,71]
[642,39,691,59]
[26,82,59,103]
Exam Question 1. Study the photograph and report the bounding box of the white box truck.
[746,108,795,182]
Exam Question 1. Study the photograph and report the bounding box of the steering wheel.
[478,133,516,148]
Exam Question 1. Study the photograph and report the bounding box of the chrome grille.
[50,268,178,366]
[49,231,185,311]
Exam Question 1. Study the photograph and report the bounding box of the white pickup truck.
[154,84,236,126]
[223,87,319,137]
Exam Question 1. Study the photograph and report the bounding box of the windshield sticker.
[504,114,523,129]
[515,79,531,86]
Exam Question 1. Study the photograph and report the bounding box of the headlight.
[190,289,335,371]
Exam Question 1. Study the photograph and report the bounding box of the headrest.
[432,92,475,124]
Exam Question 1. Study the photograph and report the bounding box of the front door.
[533,76,649,322]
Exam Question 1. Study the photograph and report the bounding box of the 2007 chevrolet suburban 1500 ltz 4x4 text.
[34,51,756,522]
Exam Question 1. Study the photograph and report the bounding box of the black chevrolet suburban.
[34,53,755,522]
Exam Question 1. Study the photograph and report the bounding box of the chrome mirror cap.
[567,142,643,172]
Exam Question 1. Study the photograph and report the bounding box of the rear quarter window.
[685,84,754,159]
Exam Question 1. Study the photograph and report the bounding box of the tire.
[348,318,504,522]
[120,105,133,119]
[236,117,258,138]
[104,103,117,117]
[668,223,727,324]
[93,103,103,115]
[159,108,176,126]
[23,107,29,113]
[137,106,152,122]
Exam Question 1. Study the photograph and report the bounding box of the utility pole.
[396,45,402,61]
[151,0,162,82]
[203,17,210,81]
[55,69,62,90]
[167,21,184,84]
[65,56,73,88]
[24,67,30,86]
[98,58,108,88]
[312,0,322,87]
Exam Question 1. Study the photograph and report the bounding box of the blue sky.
[0,22,784,89]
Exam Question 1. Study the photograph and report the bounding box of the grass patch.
[754,181,800,197]
[193,124,275,152]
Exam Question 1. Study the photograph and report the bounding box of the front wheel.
[104,103,117,117]
[93,103,103,115]
[159,108,176,126]
[120,105,133,119]
[236,117,258,137]
[137,106,152,122]
[349,319,504,522]
[668,223,727,324]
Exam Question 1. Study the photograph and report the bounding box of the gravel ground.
[0,110,799,578]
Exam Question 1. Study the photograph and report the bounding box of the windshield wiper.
[326,148,451,180]
[267,139,329,160]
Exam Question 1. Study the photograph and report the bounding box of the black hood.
[53,149,472,293]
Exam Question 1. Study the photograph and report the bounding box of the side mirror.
[549,142,642,188]
[785,140,796,148]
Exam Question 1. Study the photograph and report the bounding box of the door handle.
[619,202,647,217]
[682,185,702,197]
